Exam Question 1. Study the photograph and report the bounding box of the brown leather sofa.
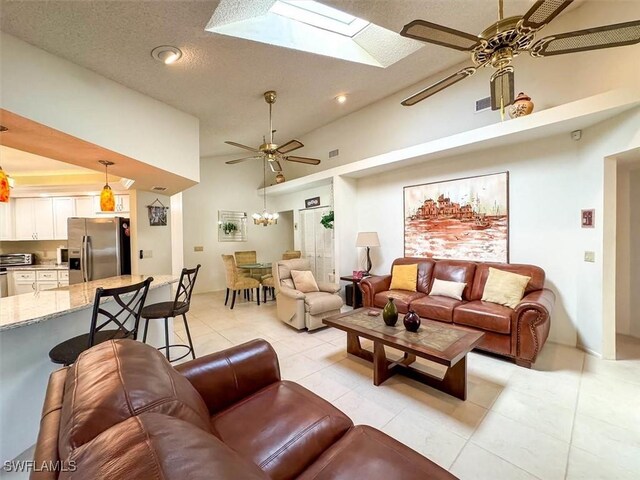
[360,258,555,368]
[32,338,457,480]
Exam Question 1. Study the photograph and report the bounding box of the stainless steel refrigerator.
[68,217,131,285]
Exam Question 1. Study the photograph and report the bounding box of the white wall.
[130,191,173,276]
[629,169,640,338]
[283,1,640,181]
[182,156,294,292]
[0,33,200,182]
[616,168,631,336]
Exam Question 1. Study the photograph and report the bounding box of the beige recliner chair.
[273,259,343,331]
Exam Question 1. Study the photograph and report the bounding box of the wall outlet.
[143,250,153,259]
[194,246,204,252]
[584,251,595,262]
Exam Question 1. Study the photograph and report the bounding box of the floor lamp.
[356,232,380,276]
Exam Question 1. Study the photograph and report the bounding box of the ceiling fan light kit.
[399,0,640,112]
[225,90,322,173]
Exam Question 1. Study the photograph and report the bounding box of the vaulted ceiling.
[0,0,582,158]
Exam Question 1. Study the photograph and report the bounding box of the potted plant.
[221,222,238,235]
[320,211,334,229]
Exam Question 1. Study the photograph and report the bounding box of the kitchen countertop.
[5,265,69,271]
[0,275,177,332]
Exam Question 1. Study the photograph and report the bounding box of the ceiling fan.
[399,0,640,110]
[225,91,321,172]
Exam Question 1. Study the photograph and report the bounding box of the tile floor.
[176,292,640,480]
[4,292,638,480]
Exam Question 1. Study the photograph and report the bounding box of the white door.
[14,198,35,240]
[53,197,74,240]
[298,206,335,283]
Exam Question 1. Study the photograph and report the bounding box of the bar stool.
[49,277,153,366]
[140,265,200,363]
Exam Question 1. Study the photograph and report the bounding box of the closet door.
[298,206,335,283]
[299,209,317,273]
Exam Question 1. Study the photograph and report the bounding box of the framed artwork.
[404,172,509,262]
[218,210,247,242]
[581,209,594,228]
[147,199,168,226]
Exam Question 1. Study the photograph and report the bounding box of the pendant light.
[99,160,115,212]
[0,165,9,203]
[252,158,279,226]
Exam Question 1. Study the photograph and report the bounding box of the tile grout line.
[563,351,586,480]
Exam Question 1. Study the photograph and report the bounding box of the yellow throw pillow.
[389,264,418,292]
[290,270,319,293]
[482,267,531,309]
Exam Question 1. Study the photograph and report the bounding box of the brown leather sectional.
[360,258,555,368]
[32,338,457,480]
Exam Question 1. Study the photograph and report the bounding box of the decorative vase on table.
[403,310,421,332]
[508,92,534,119]
[382,298,398,326]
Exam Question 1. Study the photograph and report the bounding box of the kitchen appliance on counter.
[0,253,34,267]
[68,217,131,285]
[56,247,69,266]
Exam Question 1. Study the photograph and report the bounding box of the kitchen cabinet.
[14,198,54,240]
[0,200,13,241]
[8,269,70,295]
[53,198,74,240]
[74,196,96,217]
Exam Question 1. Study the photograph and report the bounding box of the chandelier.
[252,158,279,226]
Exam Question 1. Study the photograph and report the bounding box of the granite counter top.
[0,275,177,332]
[5,265,69,271]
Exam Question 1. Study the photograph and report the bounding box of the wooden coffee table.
[323,308,484,400]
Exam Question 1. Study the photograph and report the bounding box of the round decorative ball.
[508,92,534,119]
[275,173,286,184]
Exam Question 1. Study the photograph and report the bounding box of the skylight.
[270,0,370,37]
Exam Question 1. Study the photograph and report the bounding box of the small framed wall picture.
[581,209,595,228]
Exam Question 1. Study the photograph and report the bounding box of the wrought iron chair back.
[173,264,201,312]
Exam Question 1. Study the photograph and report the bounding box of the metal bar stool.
[140,264,201,362]
[49,277,153,366]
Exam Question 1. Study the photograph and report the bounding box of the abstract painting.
[404,172,509,262]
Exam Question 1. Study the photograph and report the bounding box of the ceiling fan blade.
[490,67,515,111]
[224,141,260,153]
[268,160,283,172]
[519,0,573,32]
[401,66,477,106]
[530,20,640,57]
[400,20,481,52]
[225,156,260,165]
[276,139,304,154]
[285,156,321,166]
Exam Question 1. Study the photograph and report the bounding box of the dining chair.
[282,250,302,260]
[222,255,260,309]
[49,277,153,366]
[140,264,201,363]
[235,250,262,282]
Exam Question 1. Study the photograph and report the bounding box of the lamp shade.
[355,232,380,248]
[100,184,115,212]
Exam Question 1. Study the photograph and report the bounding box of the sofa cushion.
[58,340,211,461]
[431,260,476,300]
[410,295,462,323]
[470,262,545,300]
[374,290,426,313]
[291,270,320,293]
[211,380,353,480]
[453,300,513,334]
[389,264,418,291]
[429,278,466,300]
[297,425,457,480]
[304,291,343,315]
[63,413,268,480]
[482,267,531,308]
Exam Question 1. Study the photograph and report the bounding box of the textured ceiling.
[0,0,582,159]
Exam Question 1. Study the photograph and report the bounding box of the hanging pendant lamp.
[0,165,9,203]
[99,160,115,212]
[252,158,279,226]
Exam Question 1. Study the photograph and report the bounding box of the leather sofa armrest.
[359,275,391,307]
[513,288,556,367]
[279,285,306,300]
[175,339,281,414]
[317,281,340,294]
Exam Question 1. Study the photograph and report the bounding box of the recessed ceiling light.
[335,94,348,104]
[151,46,183,65]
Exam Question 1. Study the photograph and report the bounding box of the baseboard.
[577,344,602,358]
